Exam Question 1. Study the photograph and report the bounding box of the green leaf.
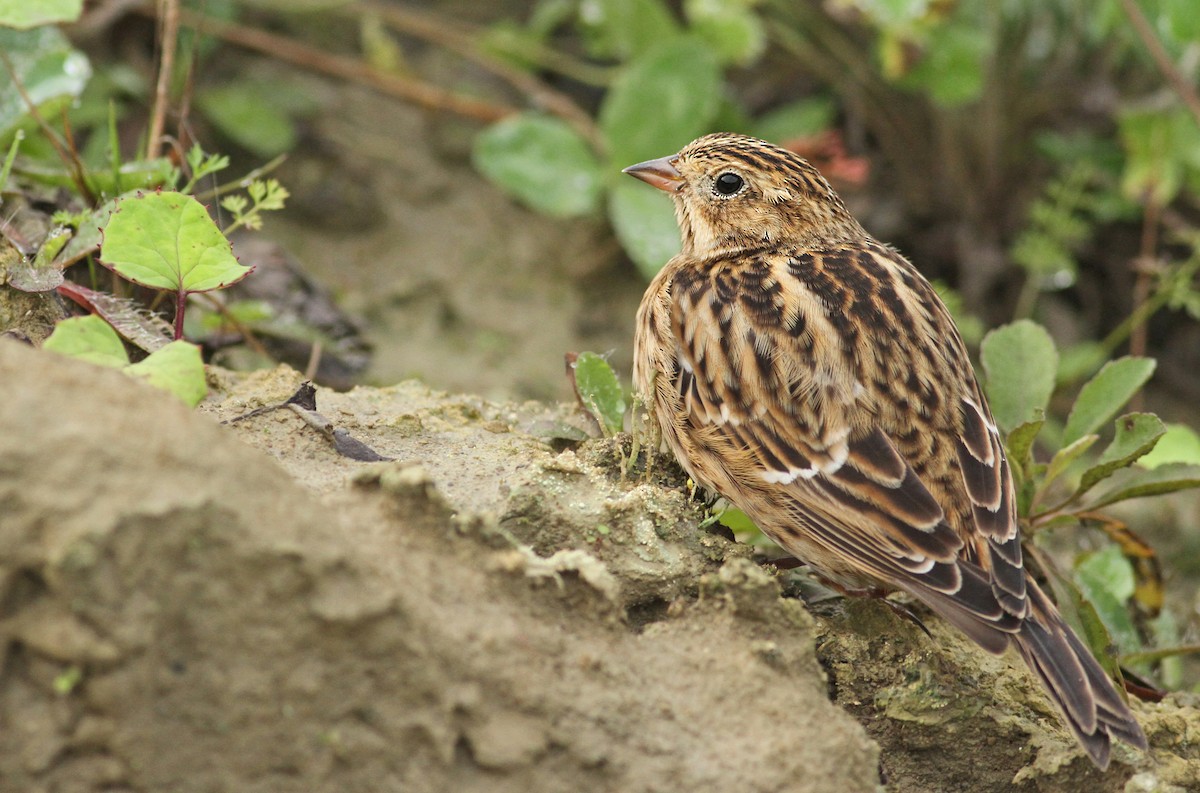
[196,83,297,159]
[43,315,128,368]
[1139,422,1200,468]
[608,179,680,278]
[1042,433,1098,492]
[1088,462,1200,509]
[0,26,92,142]
[100,191,251,293]
[1075,413,1165,494]
[1074,545,1140,655]
[578,0,680,61]
[1005,414,1044,472]
[600,36,722,167]
[1118,108,1200,206]
[473,113,603,218]
[895,23,989,106]
[1061,356,1156,446]
[752,97,836,143]
[572,352,626,435]
[684,0,765,66]
[980,320,1058,434]
[125,340,207,407]
[0,0,83,28]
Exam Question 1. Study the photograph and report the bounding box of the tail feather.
[1013,582,1148,771]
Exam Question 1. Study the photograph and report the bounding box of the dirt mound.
[2,341,1197,792]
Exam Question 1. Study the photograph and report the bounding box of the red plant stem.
[174,290,186,340]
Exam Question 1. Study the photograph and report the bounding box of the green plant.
[1,5,289,403]
[472,0,839,278]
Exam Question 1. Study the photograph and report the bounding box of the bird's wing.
[666,246,1026,647]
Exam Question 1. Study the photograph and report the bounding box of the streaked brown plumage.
[626,132,1147,770]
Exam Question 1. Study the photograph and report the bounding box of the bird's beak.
[622,155,684,193]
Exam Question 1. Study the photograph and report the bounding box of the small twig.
[1120,0,1200,128]
[0,54,96,206]
[146,0,180,160]
[304,340,323,381]
[137,4,518,124]
[354,1,604,148]
[1128,199,1160,413]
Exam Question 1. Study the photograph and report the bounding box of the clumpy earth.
[2,341,1199,792]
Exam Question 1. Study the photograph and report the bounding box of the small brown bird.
[625,133,1147,770]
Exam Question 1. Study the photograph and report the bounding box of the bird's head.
[623,132,865,256]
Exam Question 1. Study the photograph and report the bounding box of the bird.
[624,132,1148,770]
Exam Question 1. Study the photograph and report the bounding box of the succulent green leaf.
[1075,413,1165,495]
[608,179,680,278]
[43,315,128,368]
[1061,356,1155,446]
[473,113,603,218]
[100,191,250,294]
[980,320,1058,434]
[125,340,207,407]
[572,352,626,435]
[600,36,722,167]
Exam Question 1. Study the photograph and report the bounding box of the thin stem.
[0,54,96,205]
[1120,0,1200,128]
[191,154,287,202]
[138,6,518,124]
[146,0,180,160]
[353,1,605,148]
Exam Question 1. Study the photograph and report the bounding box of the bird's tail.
[1013,581,1148,770]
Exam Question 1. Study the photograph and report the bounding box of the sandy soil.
[3,341,1199,793]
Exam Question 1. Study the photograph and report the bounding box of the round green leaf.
[43,315,128,368]
[100,191,251,294]
[125,340,207,407]
[473,113,603,218]
[980,320,1058,434]
[600,36,722,167]
[608,179,680,278]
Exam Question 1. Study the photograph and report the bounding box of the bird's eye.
[713,172,745,196]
